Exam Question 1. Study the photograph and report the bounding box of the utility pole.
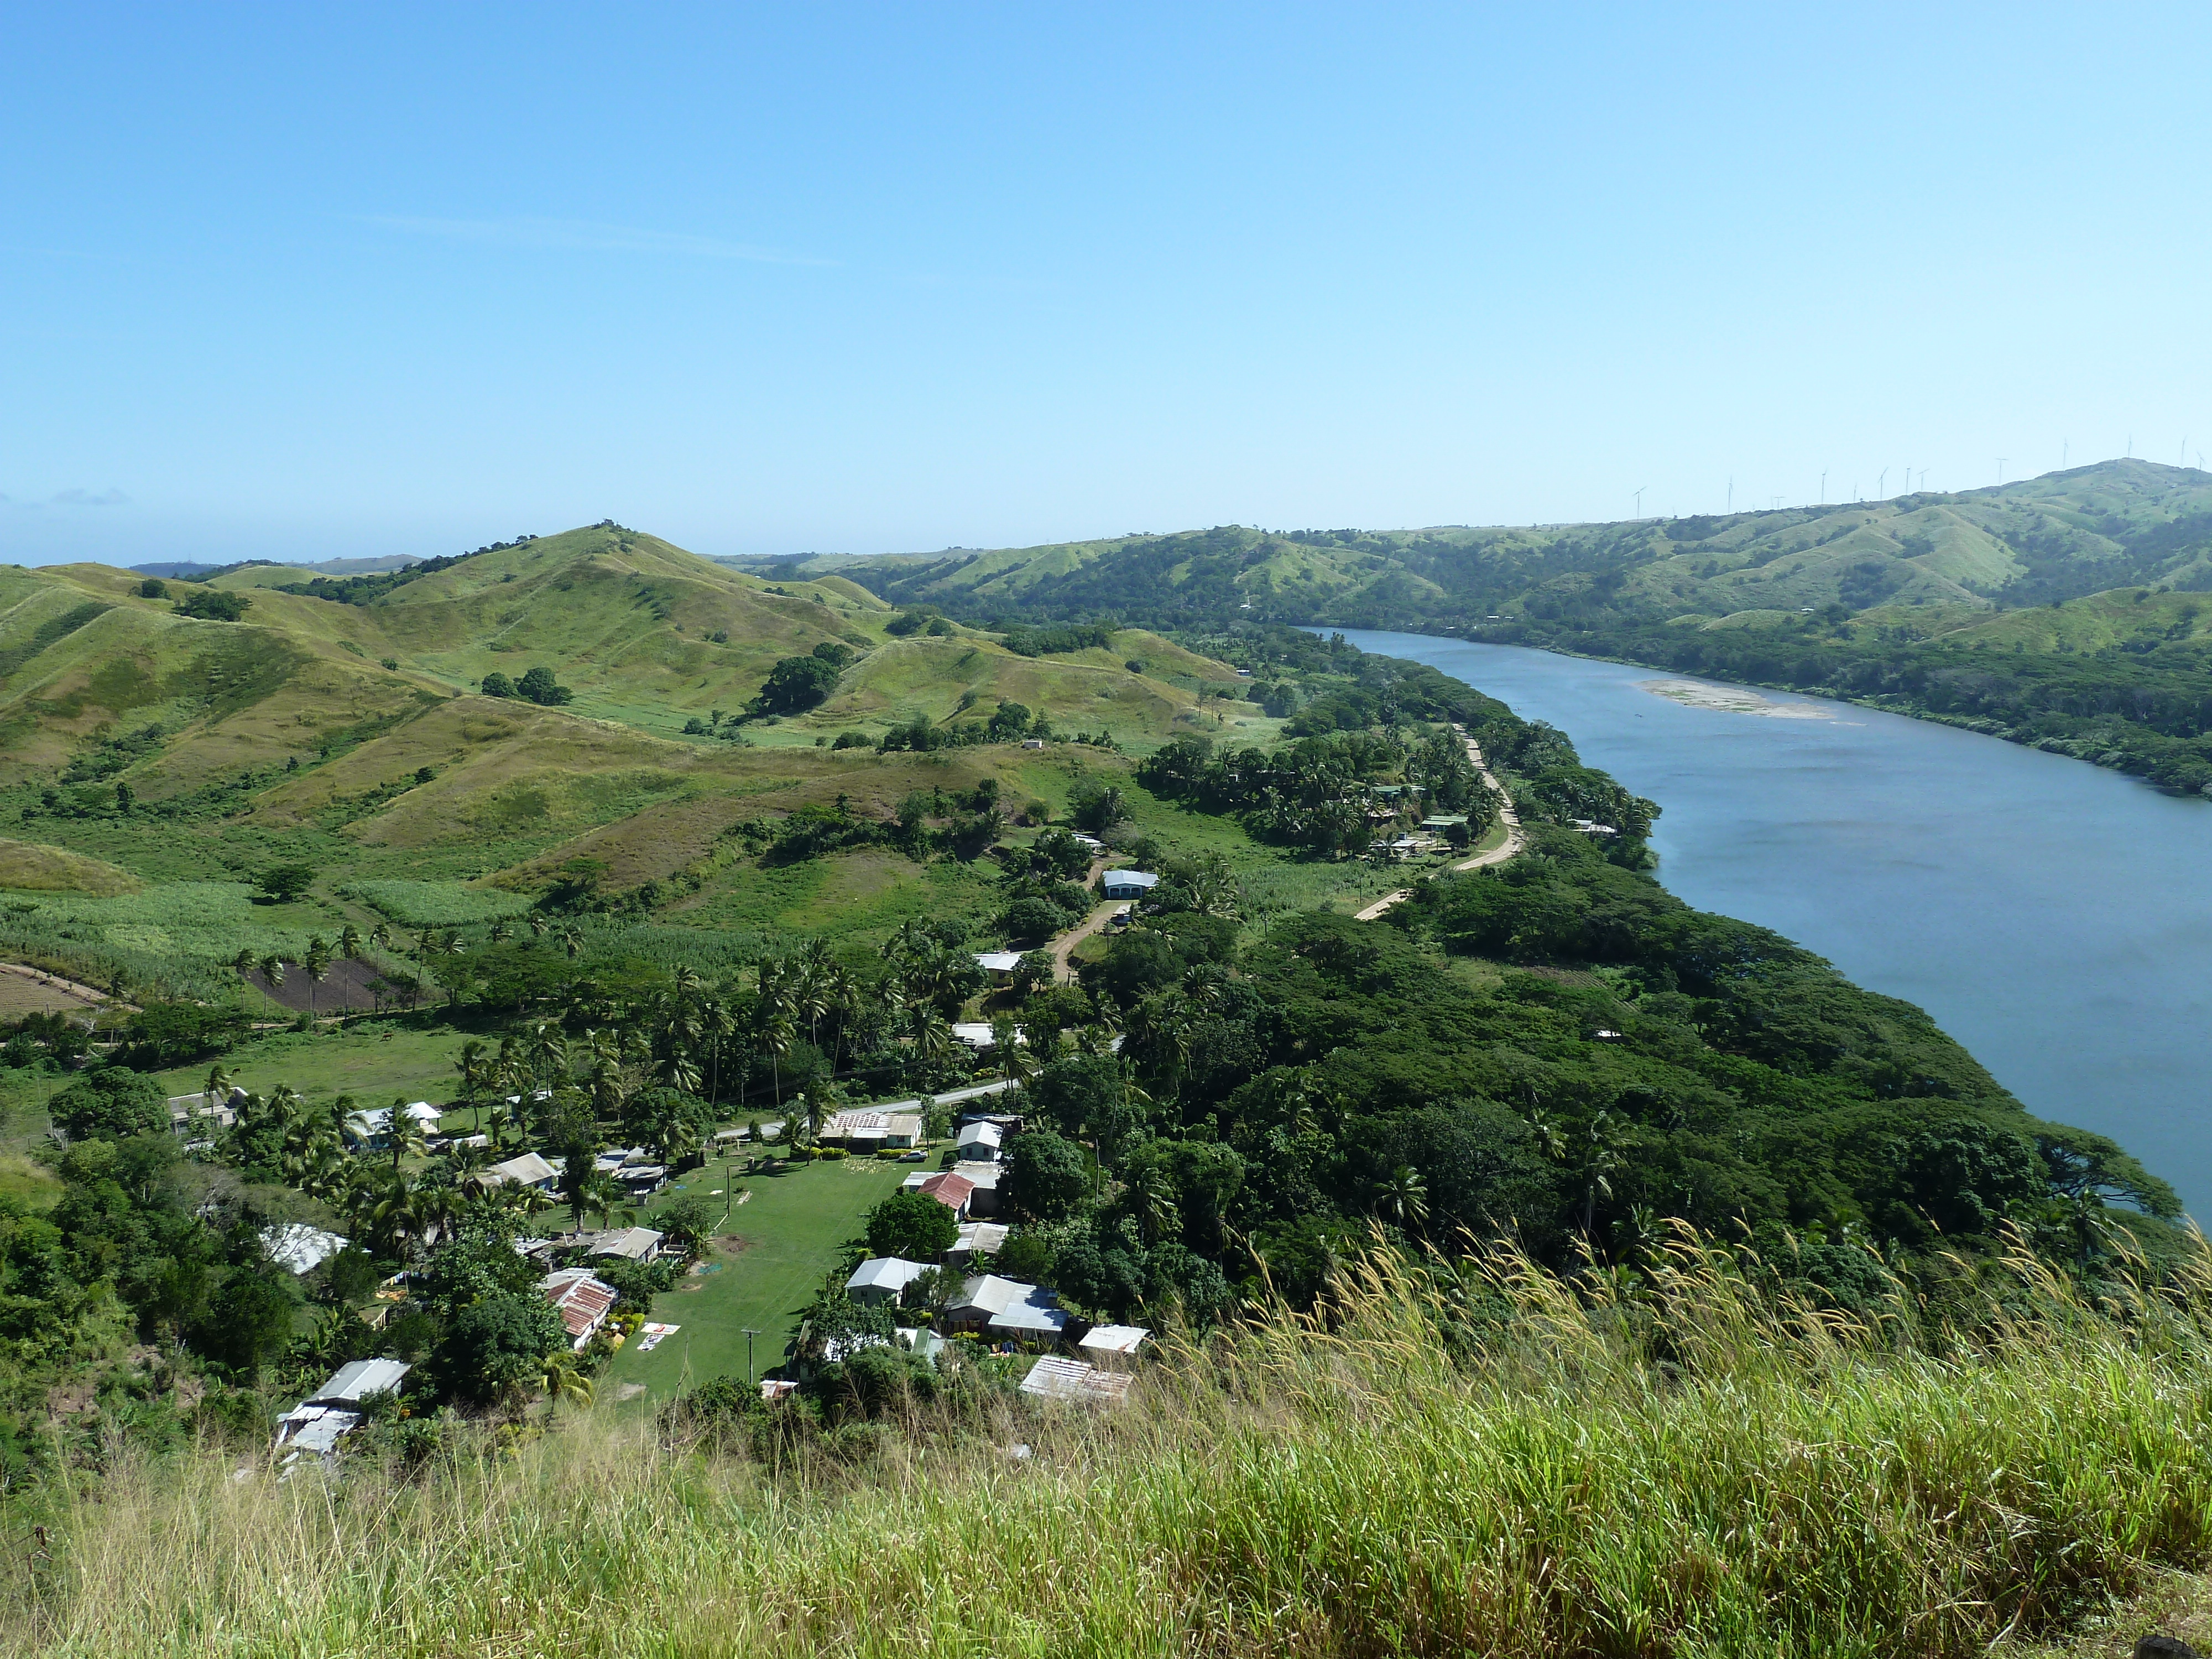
[743,1327,763,1386]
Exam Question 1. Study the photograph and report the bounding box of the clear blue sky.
[5,3,2208,568]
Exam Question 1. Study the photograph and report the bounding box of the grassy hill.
[789,461,2212,792]
[0,524,1287,997]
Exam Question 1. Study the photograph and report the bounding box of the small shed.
[1099,869,1160,901]
[1079,1324,1151,1365]
[1020,1355,1134,1404]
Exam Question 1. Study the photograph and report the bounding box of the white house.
[954,1120,1004,1162]
[845,1256,931,1307]
[167,1088,242,1135]
[341,1102,443,1150]
[972,951,1024,976]
[1099,869,1160,901]
[821,1109,922,1150]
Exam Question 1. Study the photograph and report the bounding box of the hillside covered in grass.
[0,523,1282,998]
[787,461,2212,792]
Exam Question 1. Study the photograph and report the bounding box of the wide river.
[1335,629,2212,1218]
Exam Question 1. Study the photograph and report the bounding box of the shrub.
[137,578,168,599]
[481,672,516,698]
[432,1291,569,1403]
[517,666,573,706]
[175,588,250,622]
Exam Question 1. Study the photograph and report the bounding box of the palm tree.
[338,923,363,959]
[303,936,331,1022]
[1375,1165,1430,1232]
[368,920,392,952]
[1123,1160,1177,1246]
[387,1103,429,1171]
[1575,1112,1625,1238]
[257,954,285,1018]
[453,1039,489,1132]
[540,1351,594,1408]
[487,916,513,943]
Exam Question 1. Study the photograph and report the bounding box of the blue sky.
[4,3,2208,567]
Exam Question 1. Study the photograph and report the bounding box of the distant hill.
[806,462,2212,794]
[131,554,425,580]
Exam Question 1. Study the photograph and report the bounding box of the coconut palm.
[338,923,363,959]
[387,1105,430,1172]
[1375,1164,1430,1232]
[453,1039,489,1131]
[540,1351,594,1408]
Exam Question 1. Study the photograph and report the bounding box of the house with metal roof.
[845,1256,931,1307]
[261,1223,349,1276]
[944,1274,1068,1339]
[1020,1354,1134,1404]
[585,1226,665,1263]
[1099,869,1160,901]
[539,1266,620,1351]
[821,1109,922,1150]
[955,1120,1004,1162]
[947,1220,1009,1264]
[273,1358,412,1464]
[480,1151,559,1191]
[341,1102,443,1150]
[900,1170,975,1219]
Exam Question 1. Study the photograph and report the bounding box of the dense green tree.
[865,1190,959,1261]
[1004,1129,1089,1222]
[49,1068,168,1142]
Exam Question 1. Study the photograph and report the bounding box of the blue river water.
[1334,629,2212,1218]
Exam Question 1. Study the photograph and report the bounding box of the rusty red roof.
[917,1171,975,1209]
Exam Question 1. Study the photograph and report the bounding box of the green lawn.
[606,1155,915,1399]
[149,1017,479,1114]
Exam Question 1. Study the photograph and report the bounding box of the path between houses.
[1354,728,1525,922]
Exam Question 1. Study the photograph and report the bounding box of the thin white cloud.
[50,488,128,507]
[363,215,834,267]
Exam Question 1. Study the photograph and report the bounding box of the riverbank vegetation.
[811,459,2212,794]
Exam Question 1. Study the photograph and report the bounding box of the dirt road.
[1355,728,1524,921]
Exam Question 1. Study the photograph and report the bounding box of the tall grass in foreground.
[14,1229,2212,1658]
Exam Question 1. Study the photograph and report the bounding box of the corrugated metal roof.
[1079,1324,1151,1355]
[539,1268,619,1347]
[1020,1356,1134,1404]
[307,1357,410,1405]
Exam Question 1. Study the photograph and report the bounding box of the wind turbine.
[1820,470,1827,503]
[2063,439,2069,468]
[1726,477,1733,513]
[1879,468,1887,498]
[1997,458,2007,485]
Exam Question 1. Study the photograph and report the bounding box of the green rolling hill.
[774,461,2212,792]
[0,524,1282,993]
